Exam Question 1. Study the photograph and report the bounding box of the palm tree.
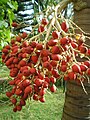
[62,0,90,119]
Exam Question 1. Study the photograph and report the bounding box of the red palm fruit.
[79,45,88,54]
[35,51,40,56]
[1,54,6,60]
[38,25,44,32]
[33,94,38,101]
[72,64,81,73]
[23,69,30,77]
[4,45,10,50]
[20,99,26,106]
[15,88,22,96]
[52,31,59,39]
[62,45,68,51]
[13,107,17,112]
[31,55,38,64]
[10,68,19,77]
[61,60,67,65]
[16,36,22,42]
[43,61,50,68]
[18,52,23,58]
[48,39,58,46]
[22,53,29,58]
[39,97,45,102]
[68,72,76,80]
[42,56,50,62]
[24,86,32,94]
[19,60,27,67]
[50,84,56,92]
[10,71,18,77]
[11,97,17,105]
[11,87,16,94]
[41,18,48,25]
[30,68,36,74]
[12,22,18,27]
[39,88,46,96]
[41,49,49,57]
[36,43,43,50]
[61,21,69,32]
[66,55,71,62]
[38,73,44,80]
[34,79,42,87]
[12,48,18,54]
[60,37,69,45]
[22,93,28,100]
[50,77,56,84]
[9,80,15,85]
[78,39,83,46]
[17,105,22,111]
[84,61,90,67]
[17,73,23,79]
[22,32,27,38]
[44,77,50,83]
[33,84,39,92]
[5,58,13,66]
[64,74,69,81]
[60,65,67,72]
[86,68,90,75]
[86,49,90,56]
[15,79,21,85]
[51,46,61,54]
[11,39,15,44]
[19,82,24,90]
[71,41,78,49]
[51,69,60,78]
[11,45,18,51]
[10,64,15,69]
[22,41,29,47]
[6,92,12,98]
[80,64,88,72]
[26,46,34,54]
[43,61,52,71]
[22,79,30,88]
[50,60,57,67]
[43,81,48,88]
[2,48,9,54]
[31,41,37,48]
[51,54,61,61]
[20,66,29,72]
[13,58,19,64]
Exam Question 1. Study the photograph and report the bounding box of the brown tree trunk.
[62,0,90,120]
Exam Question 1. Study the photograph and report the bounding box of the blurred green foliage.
[0,0,18,64]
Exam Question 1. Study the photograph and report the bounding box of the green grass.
[0,65,65,120]
[0,88,65,120]
[0,66,9,78]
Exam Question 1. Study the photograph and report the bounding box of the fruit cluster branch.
[2,0,90,112]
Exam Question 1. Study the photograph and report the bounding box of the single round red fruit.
[38,25,44,32]
[39,97,45,102]
[72,64,81,73]
[11,97,17,105]
[52,31,59,39]
[61,21,69,32]
[68,72,76,80]
[50,84,56,92]
[12,22,18,27]
[24,86,32,94]
[33,94,38,101]
[41,18,48,25]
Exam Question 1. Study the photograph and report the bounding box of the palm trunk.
[62,0,90,119]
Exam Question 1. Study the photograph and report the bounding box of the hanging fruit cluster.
[1,0,90,112]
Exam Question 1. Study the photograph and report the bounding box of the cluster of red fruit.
[2,18,90,112]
